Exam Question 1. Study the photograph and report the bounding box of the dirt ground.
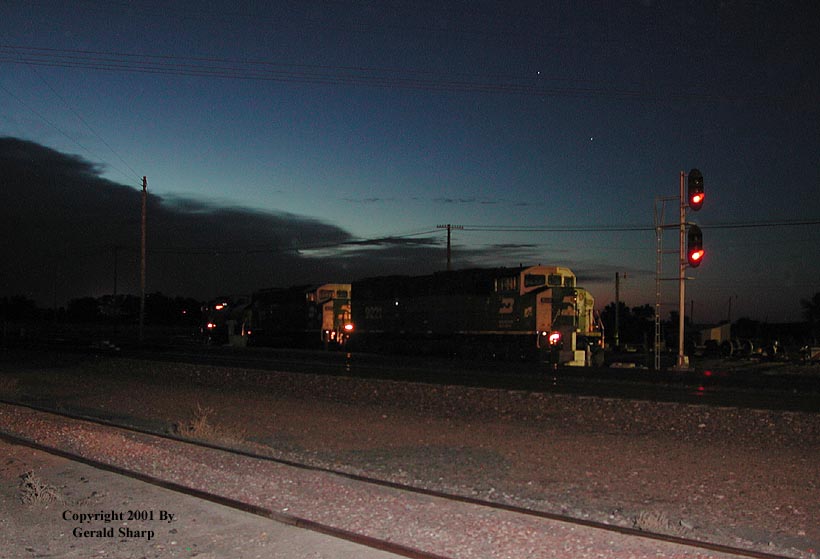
[0,438,408,559]
[0,351,818,558]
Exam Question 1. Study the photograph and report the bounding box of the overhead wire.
[0,43,143,186]
[77,219,817,258]
[0,45,771,103]
[461,219,820,233]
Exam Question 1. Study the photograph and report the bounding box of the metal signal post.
[654,169,705,371]
[677,171,687,370]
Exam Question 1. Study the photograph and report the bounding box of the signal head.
[687,169,705,211]
[687,224,704,268]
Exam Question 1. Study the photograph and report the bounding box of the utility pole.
[113,245,119,334]
[615,272,626,349]
[139,176,147,343]
[436,224,463,271]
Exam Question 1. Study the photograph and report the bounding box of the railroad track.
[6,343,820,412]
[0,399,798,559]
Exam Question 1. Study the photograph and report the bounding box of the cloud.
[342,196,395,204]
[1,138,450,304]
[0,138,625,307]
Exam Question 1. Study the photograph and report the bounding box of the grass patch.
[633,509,692,535]
[173,402,247,446]
[19,471,63,505]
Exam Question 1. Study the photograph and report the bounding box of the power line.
[70,219,818,258]
[0,44,142,186]
[0,45,775,104]
[462,219,820,233]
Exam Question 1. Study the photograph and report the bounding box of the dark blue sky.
[1,1,818,323]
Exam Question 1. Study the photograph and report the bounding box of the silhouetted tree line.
[600,302,655,349]
[599,291,820,352]
[4,290,820,342]
[2,293,201,326]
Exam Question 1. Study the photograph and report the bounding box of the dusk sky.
[2,1,819,324]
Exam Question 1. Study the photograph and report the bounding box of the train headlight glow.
[344,323,354,332]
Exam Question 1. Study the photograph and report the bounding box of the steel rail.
[0,399,797,559]
[0,426,449,559]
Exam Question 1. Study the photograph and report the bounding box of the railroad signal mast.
[654,169,705,371]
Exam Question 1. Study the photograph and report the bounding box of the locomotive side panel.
[350,265,600,364]
[351,270,545,359]
[248,284,351,348]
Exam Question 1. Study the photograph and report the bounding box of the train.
[349,265,603,366]
[200,265,603,366]
[201,284,352,348]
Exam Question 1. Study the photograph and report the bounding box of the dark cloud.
[432,196,541,207]
[342,197,395,204]
[434,197,477,204]
[0,138,434,304]
[1,138,616,306]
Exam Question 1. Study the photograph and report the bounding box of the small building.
[700,322,731,345]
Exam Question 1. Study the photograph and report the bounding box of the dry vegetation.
[18,470,63,506]
[172,402,247,447]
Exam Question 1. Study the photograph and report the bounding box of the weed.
[173,402,247,446]
[633,510,671,532]
[19,471,63,505]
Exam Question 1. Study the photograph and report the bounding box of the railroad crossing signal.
[687,168,704,211]
[687,224,704,267]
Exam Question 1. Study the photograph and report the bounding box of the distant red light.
[548,332,562,345]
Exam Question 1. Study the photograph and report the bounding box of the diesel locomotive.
[348,265,603,366]
[201,266,603,366]
[201,284,352,348]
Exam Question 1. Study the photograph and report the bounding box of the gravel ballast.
[0,353,818,558]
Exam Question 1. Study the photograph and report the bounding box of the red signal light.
[687,224,704,268]
[687,169,704,211]
[548,331,562,345]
